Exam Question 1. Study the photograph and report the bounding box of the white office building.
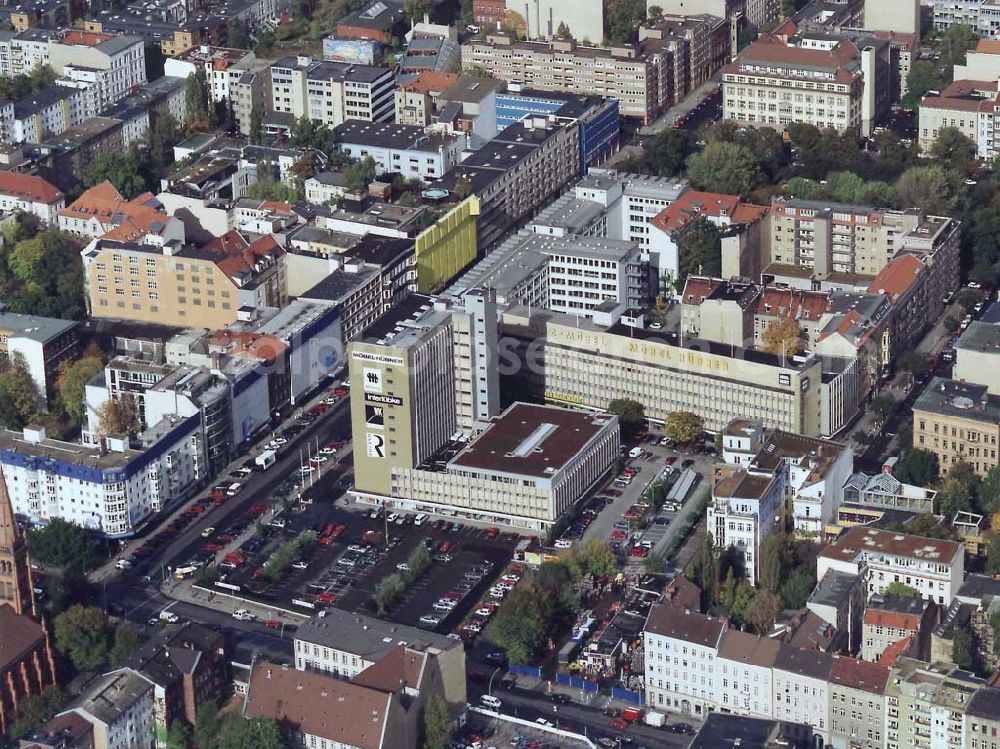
[270,55,395,128]
[331,120,464,182]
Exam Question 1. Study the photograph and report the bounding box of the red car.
[249,503,269,517]
[611,530,627,542]
[329,524,346,539]
[438,540,454,554]
[628,546,649,558]
[316,592,336,604]
[333,388,348,397]
[608,717,628,730]
[486,527,499,539]
[265,619,282,630]
[204,543,224,552]
[316,536,333,546]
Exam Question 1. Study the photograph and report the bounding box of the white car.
[397,563,410,572]
[535,719,554,728]
[226,483,243,496]
[348,545,367,553]
[269,518,287,529]
[115,559,132,570]
[554,539,573,549]
[232,609,256,621]
[291,561,309,570]
[420,614,441,626]
[159,610,180,623]
[466,23,481,32]
[387,513,399,523]
[475,607,494,617]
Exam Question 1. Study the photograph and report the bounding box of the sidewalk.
[640,77,721,135]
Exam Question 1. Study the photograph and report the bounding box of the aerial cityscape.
[0,0,999,748]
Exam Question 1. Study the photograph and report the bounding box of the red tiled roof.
[877,634,913,667]
[863,609,922,631]
[61,181,171,240]
[867,254,926,302]
[352,645,428,693]
[680,276,724,304]
[209,330,287,362]
[976,39,1000,54]
[399,71,460,94]
[753,287,829,321]
[650,190,767,234]
[59,30,113,46]
[0,171,63,204]
[199,232,284,281]
[725,36,862,85]
[919,94,994,113]
[829,656,889,694]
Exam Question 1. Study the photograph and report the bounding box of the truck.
[174,565,198,579]
[622,707,642,723]
[643,711,666,728]
[255,449,276,471]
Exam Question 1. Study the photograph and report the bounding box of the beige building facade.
[913,378,1000,478]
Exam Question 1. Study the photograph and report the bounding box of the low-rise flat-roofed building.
[913,377,1000,478]
[817,525,965,606]
[330,120,464,182]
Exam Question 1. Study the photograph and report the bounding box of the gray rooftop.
[294,609,460,660]
[332,119,459,152]
[0,312,75,343]
[529,193,606,234]
[71,669,152,727]
[808,569,859,609]
[913,377,1000,424]
[956,320,1000,353]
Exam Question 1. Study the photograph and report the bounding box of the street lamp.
[488,665,503,697]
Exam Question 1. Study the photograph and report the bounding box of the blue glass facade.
[495,93,620,171]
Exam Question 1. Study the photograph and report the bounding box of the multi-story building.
[0,312,78,408]
[163,44,258,103]
[62,669,155,749]
[817,526,965,606]
[954,321,1000,395]
[269,55,394,128]
[433,116,582,250]
[508,0,606,42]
[0,171,63,223]
[80,233,286,328]
[932,0,1000,34]
[445,230,648,318]
[918,82,995,158]
[643,603,725,718]
[709,467,783,585]
[394,71,459,126]
[129,623,229,747]
[229,64,270,136]
[500,306,826,436]
[36,116,126,192]
[913,377,1000,478]
[723,37,869,135]
[11,83,87,144]
[0,28,58,78]
[772,645,832,744]
[48,31,146,111]
[965,687,1000,749]
[651,0,781,35]
[885,658,984,749]
[861,594,934,663]
[330,120,464,182]
[827,656,889,749]
[461,34,691,125]
[715,629,780,719]
[0,418,204,538]
[59,181,184,242]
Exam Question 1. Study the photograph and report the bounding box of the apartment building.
[723,37,865,135]
[0,28,58,77]
[827,656,889,749]
[460,34,676,125]
[330,120,464,182]
[59,181,184,242]
[444,230,648,318]
[955,321,1000,396]
[48,31,146,111]
[63,669,155,749]
[0,171,63,223]
[80,233,286,328]
[643,603,725,717]
[0,419,204,538]
[230,65,270,136]
[709,468,782,585]
[715,629,780,719]
[817,526,965,605]
[861,594,933,663]
[918,83,994,158]
[913,377,1000,478]
[394,71,459,126]
[772,646,833,744]
[965,688,1000,749]
[269,55,394,128]
[885,658,984,749]
[0,312,78,408]
[163,44,257,102]
[932,0,1000,34]
[11,83,87,144]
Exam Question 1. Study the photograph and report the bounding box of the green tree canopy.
[664,411,703,444]
[57,351,104,424]
[894,448,940,487]
[884,581,921,598]
[421,695,452,749]
[929,126,976,173]
[677,216,723,280]
[607,398,644,438]
[895,165,959,214]
[109,625,141,667]
[27,517,95,570]
[902,60,945,109]
[686,141,763,197]
[53,605,111,672]
[0,353,39,429]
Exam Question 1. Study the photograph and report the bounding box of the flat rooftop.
[449,402,615,478]
[295,608,459,658]
[956,320,1000,353]
[0,312,75,342]
[913,377,1000,424]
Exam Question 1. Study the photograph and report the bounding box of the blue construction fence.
[612,686,642,704]
[555,673,599,692]
[508,663,543,679]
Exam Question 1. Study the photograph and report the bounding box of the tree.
[217,717,286,749]
[53,605,111,671]
[344,156,377,192]
[930,127,976,173]
[184,69,211,131]
[902,60,945,109]
[57,351,104,423]
[607,398,644,437]
[759,532,791,593]
[0,353,39,428]
[952,628,976,671]
[7,685,64,739]
[555,21,571,39]
[687,535,718,606]
[577,539,617,578]
[647,4,663,23]
[884,581,921,598]
[686,141,763,197]
[248,103,264,146]
[422,695,451,749]
[937,460,981,518]
[981,465,1000,515]
[665,411,703,444]
[97,394,140,437]
[987,535,1000,575]
[0,65,56,102]
[898,351,928,379]
[761,317,803,358]
[885,513,951,540]
[894,448,939,487]
[403,0,428,23]
[374,572,405,615]
[488,582,548,663]
[677,216,723,279]
[166,720,193,749]
[750,590,782,635]
[642,128,696,178]
[84,148,155,201]
[780,567,816,609]
[27,518,95,570]
[895,166,959,214]
[194,703,225,749]
[109,625,141,667]
[0,228,86,320]
[606,0,646,43]
[869,394,896,421]
[940,23,978,70]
